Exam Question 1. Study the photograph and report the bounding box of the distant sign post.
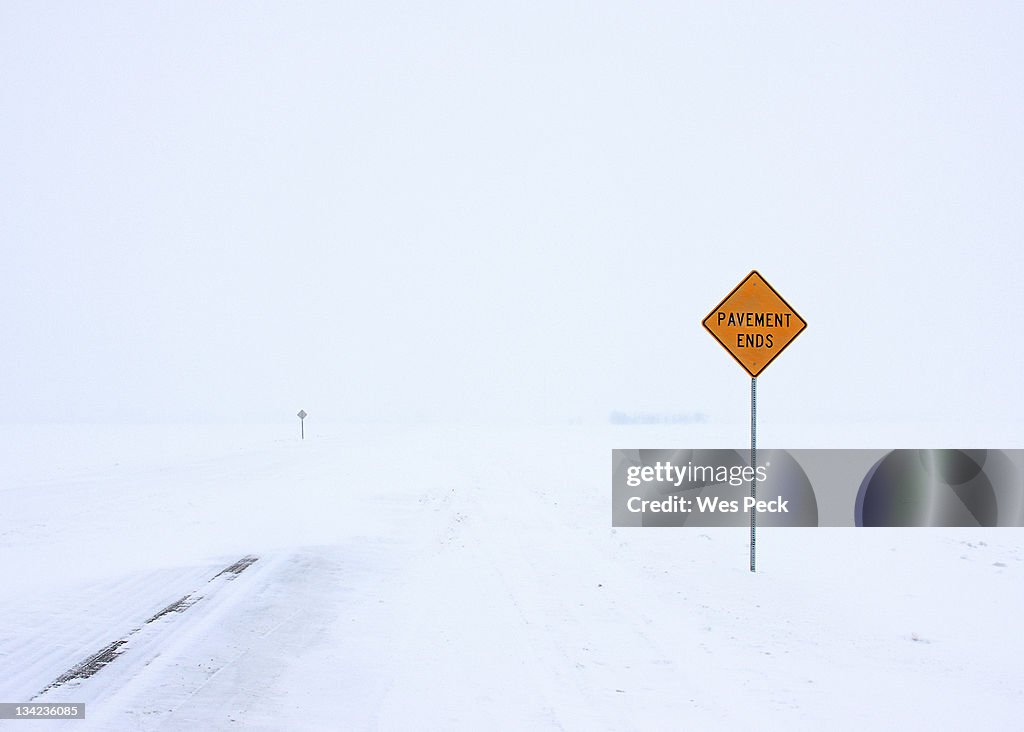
[703,271,806,572]
[297,410,307,440]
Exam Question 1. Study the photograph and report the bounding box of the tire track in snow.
[0,563,217,704]
[35,555,259,698]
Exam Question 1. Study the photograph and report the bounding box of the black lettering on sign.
[736,333,776,349]
[720,312,792,328]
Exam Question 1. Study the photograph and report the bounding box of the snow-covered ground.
[1,423,1022,730]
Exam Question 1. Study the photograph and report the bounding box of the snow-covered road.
[1,424,1022,730]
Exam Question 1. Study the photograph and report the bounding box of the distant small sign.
[297,410,307,420]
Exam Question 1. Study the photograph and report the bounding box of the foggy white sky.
[2,2,1022,427]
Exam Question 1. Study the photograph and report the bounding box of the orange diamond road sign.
[703,271,806,377]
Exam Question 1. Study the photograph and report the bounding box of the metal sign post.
[750,377,757,572]
[297,410,307,439]
[702,271,805,573]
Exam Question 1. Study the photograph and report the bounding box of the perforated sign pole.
[297,410,307,440]
[750,377,757,572]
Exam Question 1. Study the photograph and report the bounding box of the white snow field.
[1,423,1022,731]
